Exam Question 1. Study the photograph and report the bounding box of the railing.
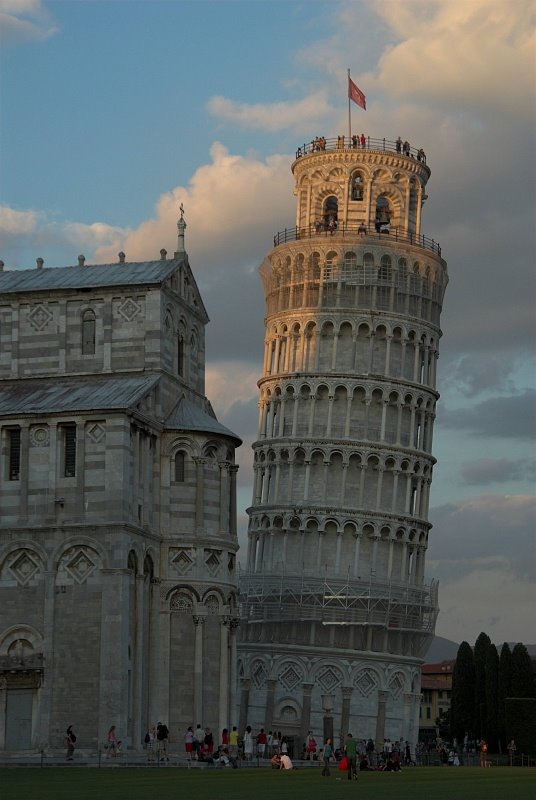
[273,223,441,257]
[295,136,427,163]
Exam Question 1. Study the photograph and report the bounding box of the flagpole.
[347,68,352,144]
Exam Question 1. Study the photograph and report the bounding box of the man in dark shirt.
[156,721,169,762]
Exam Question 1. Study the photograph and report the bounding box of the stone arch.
[0,624,43,656]
[53,539,105,586]
[0,544,46,588]
[353,665,381,696]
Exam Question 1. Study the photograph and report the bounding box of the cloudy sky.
[1,0,535,647]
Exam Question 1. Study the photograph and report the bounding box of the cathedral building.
[0,216,240,752]
[238,136,448,753]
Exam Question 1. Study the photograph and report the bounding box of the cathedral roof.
[0,258,181,294]
[164,396,241,444]
[0,375,159,416]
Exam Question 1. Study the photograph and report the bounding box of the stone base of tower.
[237,642,425,756]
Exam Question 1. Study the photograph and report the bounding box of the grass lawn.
[1,766,535,800]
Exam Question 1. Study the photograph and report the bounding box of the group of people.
[395,136,426,162]
[143,722,169,762]
[294,134,425,161]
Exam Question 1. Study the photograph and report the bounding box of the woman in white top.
[243,725,254,760]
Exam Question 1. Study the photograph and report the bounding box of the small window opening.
[8,428,21,481]
[82,310,96,355]
[174,451,185,482]
[63,424,76,477]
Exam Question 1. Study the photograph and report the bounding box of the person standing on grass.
[106,725,117,757]
[321,737,333,776]
[243,725,254,760]
[65,725,76,760]
[345,732,358,780]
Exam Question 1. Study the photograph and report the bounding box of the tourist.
[271,753,281,768]
[65,725,76,761]
[204,726,214,754]
[157,721,169,762]
[479,738,488,767]
[507,739,516,765]
[396,136,402,153]
[257,727,267,757]
[305,730,317,760]
[229,725,238,758]
[280,753,293,770]
[106,725,117,757]
[360,132,366,148]
[194,723,204,758]
[321,737,333,776]
[345,732,358,780]
[145,725,156,761]
[184,725,194,760]
[243,725,254,760]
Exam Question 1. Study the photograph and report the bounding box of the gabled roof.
[0,259,182,294]
[0,375,159,416]
[0,255,209,324]
[165,396,241,445]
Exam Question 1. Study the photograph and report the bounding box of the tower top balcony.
[293,135,429,170]
[290,135,432,245]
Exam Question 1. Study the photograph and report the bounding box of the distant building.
[0,218,240,752]
[238,135,448,753]
[419,660,454,741]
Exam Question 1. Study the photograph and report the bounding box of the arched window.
[375,196,391,231]
[174,451,185,482]
[323,196,338,230]
[82,310,96,355]
[177,334,184,376]
[379,255,392,281]
[351,171,365,201]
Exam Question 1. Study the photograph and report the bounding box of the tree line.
[450,634,536,753]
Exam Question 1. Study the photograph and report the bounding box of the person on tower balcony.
[396,136,402,153]
[360,132,366,147]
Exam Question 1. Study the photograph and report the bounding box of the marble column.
[339,686,353,748]
[375,690,388,745]
[218,617,230,734]
[193,615,206,725]
[299,683,314,753]
[265,678,277,730]
[238,678,251,734]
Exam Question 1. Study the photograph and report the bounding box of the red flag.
[348,76,366,110]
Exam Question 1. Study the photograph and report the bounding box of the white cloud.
[0,0,58,45]
[207,91,334,132]
[0,206,128,267]
[95,142,294,269]
[0,205,40,236]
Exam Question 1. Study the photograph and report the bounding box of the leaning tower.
[237,135,448,754]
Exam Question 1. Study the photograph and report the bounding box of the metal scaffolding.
[238,571,438,634]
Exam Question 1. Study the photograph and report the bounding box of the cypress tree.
[485,644,499,750]
[450,641,475,743]
[498,642,512,749]
[511,643,536,698]
[474,632,491,738]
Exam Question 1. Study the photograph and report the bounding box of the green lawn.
[1,766,535,800]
